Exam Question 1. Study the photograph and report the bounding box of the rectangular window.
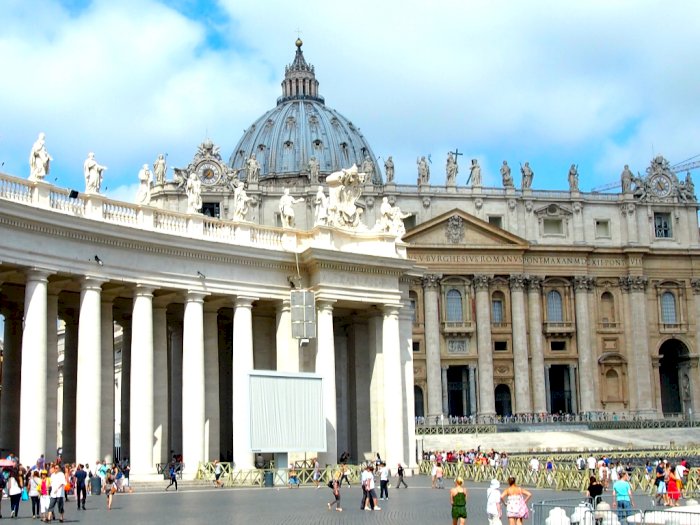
[409,298,417,323]
[491,299,503,323]
[493,340,508,352]
[543,218,563,235]
[488,216,503,228]
[412,341,421,353]
[201,202,220,218]
[403,215,416,231]
[654,213,672,238]
[550,341,566,351]
[595,219,610,238]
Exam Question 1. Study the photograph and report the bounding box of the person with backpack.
[165,463,178,491]
[326,470,342,512]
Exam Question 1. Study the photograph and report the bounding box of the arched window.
[547,290,563,323]
[661,291,677,324]
[446,289,463,322]
[600,292,615,325]
[491,291,505,324]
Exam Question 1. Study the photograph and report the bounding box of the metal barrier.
[195,462,362,488]
[533,498,700,524]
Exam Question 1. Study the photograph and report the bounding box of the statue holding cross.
[446,149,462,186]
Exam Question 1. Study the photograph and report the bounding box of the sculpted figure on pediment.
[326,164,366,229]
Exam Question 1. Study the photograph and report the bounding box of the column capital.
[573,276,595,292]
[25,268,52,282]
[277,298,291,313]
[421,274,441,289]
[316,299,336,312]
[382,303,402,317]
[233,296,257,309]
[691,278,700,294]
[185,291,208,303]
[619,275,648,292]
[473,274,492,291]
[509,274,527,291]
[133,284,155,297]
[526,275,544,291]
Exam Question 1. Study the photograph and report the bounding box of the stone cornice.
[308,260,405,277]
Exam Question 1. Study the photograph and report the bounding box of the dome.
[229,41,382,184]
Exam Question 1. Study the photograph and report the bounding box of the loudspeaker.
[68,190,79,199]
[290,290,316,339]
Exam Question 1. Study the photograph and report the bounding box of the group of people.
[0,453,127,520]
[424,448,510,469]
[449,476,531,525]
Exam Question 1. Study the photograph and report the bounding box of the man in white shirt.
[529,457,540,472]
[379,463,390,500]
[360,465,380,511]
[48,465,66,522]
[587,455,597,471]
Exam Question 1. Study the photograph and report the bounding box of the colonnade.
[420,273,660,419]
[0,270,415,477]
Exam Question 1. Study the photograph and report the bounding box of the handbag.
[21,487,29,501]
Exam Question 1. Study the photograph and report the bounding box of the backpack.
[327,479,335,489]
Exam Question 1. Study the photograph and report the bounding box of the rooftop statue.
[326,164,366,229]
[84,152,107,194]
[446,152,458,186]
[620,164,633,194]
[153,154,167,186]
[308,156,320,184]
[314,185,329,226]
[376,196,412,237]
[384,156,394,183]
[232,181,253,221]
[500,160,514,188]
[29,132,52,181]
[245,153,260,183]
[362,155,379,185]
[468,159,481,186]
[417,156,430,185]
[279,188,304,228]
[568,164,579,192]
[186,172,202,213]
[520,162,533,189]
[135,164,153,205]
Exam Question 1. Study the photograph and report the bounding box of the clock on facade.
[196,161,221,186]
[649,173,672,198]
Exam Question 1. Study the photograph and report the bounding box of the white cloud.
[0,0,699,193]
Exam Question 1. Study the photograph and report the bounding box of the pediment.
[403,209,528,248]
[534,203,572,217]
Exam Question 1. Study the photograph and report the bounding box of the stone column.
[509,274,532,414]
[275,299,298,372]
[19,270,50,464]
[316,300,337,466]
[690,279,700,416]
[574,276,595,413]
[468,365,477,415]
[182,291,206,477]
[152,305,168,467]
[1,306,23,454]
[61,311,79,461]
[382,304,404,466]
[119,315,132,461]
[474,275,496,418]
[422,274,442,416]
[169,319,183,456]
[622,276,655,416]
[441,366,449,415]
[130,285,155,475]
[368,310,384,456]
[100,297,114,461]
[398,290,417,467]
[527,276,547,413]
[75,276,105,465]
[204,306,220,461]
[232,296,256,469]
[46,292,59,460]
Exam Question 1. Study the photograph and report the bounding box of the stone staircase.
[129,478,218,493]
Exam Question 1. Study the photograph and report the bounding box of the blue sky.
[1,0,700,203]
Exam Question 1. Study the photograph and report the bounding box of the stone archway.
[658,339,691,416]
[495,384,512,417]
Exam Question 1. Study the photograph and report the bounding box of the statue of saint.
[153,154,167,186]
[361,156,376,184]
[245,153,261,183]
[135,164,152,205]
[520,162,534,189]
[376,196,411,237]
[620,164,633,194]
[468,159,481,186]
[384,156,394,183]
[233,182,253,221]
[314,186,329,226]
[185,172,202,213]
[279,188,304,228]
[417,156,430,185]
[29,132,52,181]
[325,164,365,229]
[568,164,579,192]
[83,152,107,194]
[500,160,514,188]
[446,153,458,186]
[308,156,320,184]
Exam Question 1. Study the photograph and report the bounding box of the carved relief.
[473,274,492,291]
[422,197,431,208]
[447,339,468,354]
[475,198,483,210]
[619,275,648,292]
[573,276,595,291]
[509,274,526,291]
[691,278,700,295]
[445,216,465,244]
[526,275,543,290]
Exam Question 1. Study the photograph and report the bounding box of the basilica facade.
[1,40,699,478]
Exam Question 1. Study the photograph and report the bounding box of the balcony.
[543,321,574,336]
[659,322,688,334]
[597,320,621,332]
[441,320,474,335]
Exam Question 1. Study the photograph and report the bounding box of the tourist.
[431,460,438,488]
[287,464,300,488]
[213,460,223,488]
[38,470,50,521]
[7,469,23,518]
[360,464,380,511]
[326,470,342,512]
[339,463,351,487]
[449,476,468,525]
[612,470,634,521]
[486,478,502,525]
[396,463,408,489]
[165,462,178,491]
[654,459,667,506]
[379,462,390,500]
[47,464,66,523]
[28,469,41,518]
[666,465,681,506]
[313,458,321,489]
[586,475,604,508]
[75,463,87,510]
[435,462,445,489]
[501,476,531,525]
[104,466,116,510]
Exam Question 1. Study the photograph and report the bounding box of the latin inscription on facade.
[411,253,642,268]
